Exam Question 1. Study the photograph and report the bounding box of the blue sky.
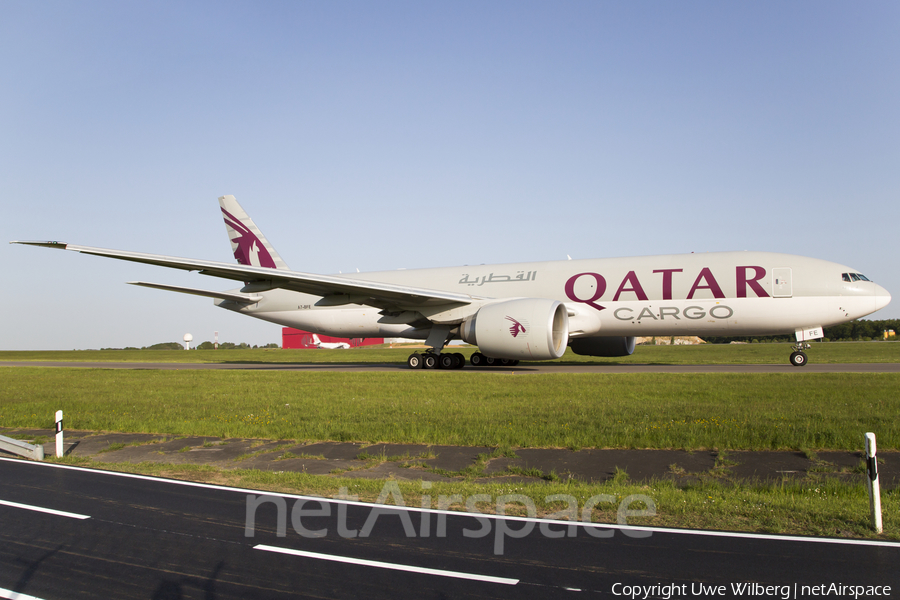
[3,1,897,350]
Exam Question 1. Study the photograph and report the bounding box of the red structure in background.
[282,328,384,349]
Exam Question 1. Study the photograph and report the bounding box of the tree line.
[704,319,898,344]
[195,342,280,350]
[101,342,280,350]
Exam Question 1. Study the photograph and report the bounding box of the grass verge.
[2,369,898,450]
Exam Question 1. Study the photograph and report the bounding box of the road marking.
[254,544,519,585]
[0,498,90,520]
[0,587,46,600]
[3,457,900,549]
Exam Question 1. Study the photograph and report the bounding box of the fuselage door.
[773,267,793,298]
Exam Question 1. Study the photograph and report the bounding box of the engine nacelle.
[459,298,569,360]
[569,336,636,357]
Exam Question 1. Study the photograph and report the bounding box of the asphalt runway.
[2,360,899,373]
[1,457,898,599]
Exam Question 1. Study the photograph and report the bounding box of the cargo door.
[773,267,792,298]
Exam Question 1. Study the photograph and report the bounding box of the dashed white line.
[0,499,90,520]
[0,587,46,600]
[253,544,519,585]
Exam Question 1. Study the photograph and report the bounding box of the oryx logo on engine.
[505,316,527,338]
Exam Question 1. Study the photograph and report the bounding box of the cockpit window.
[850,273,860,282]
[843,272,872,283]
[857,273,870,281]
[842,273,851,282]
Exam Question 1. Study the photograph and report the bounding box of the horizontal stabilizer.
[128,282,263,303]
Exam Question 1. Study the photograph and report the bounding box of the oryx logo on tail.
[221,208,277,268]
[217,195,289,270]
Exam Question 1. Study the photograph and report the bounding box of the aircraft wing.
[11,241,478,310]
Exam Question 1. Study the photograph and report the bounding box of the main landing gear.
[409,327,522,369]
[406,351,521,369]
[789,342,811,367]
[469,352,519,368]
[407,352,466,369]
[407,327,466,369]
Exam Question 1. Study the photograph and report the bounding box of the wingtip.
[10,240,69,249]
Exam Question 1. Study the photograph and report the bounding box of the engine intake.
[460,298,569,360]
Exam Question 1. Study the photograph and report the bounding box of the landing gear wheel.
[407,353,422,369]
[789,351,808,367]
[423,353,438,369]
[470,352,485,367]
[453,353,466,369]
[497,359,520,367]
[438,353,456,369]
[484,356,496,366]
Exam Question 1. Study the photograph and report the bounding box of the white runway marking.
[0,587,46,600]
[0,498,90,520]
[254,544,520,585]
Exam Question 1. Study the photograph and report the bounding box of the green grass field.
[1,339,898,364]
[1,369,897,451]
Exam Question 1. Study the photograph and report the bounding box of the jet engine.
[459,298,569,360]
[569,336,636,357]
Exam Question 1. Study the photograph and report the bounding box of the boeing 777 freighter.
[12,195,891,368]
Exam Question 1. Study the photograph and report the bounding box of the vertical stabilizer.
[218,195,290,270]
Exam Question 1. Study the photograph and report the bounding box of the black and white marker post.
[55,409,64,458]
[865,432,883,534]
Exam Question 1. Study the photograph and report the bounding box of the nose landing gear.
[789,342,811,367]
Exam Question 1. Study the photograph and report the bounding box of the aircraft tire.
[454,353,466,369]
[484,356,496,366]
[498,359,521,367]
[789,351,808,367]
[438,354,455,369]
[407,353,423,369]
[423,353,438,369]
[470,352,485,367]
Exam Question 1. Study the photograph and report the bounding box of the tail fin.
[218,195,290,270]
[311,333,322,345]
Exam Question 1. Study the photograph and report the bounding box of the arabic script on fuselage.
[458,271,537,286]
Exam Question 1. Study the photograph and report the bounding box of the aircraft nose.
[874,283,892,311]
